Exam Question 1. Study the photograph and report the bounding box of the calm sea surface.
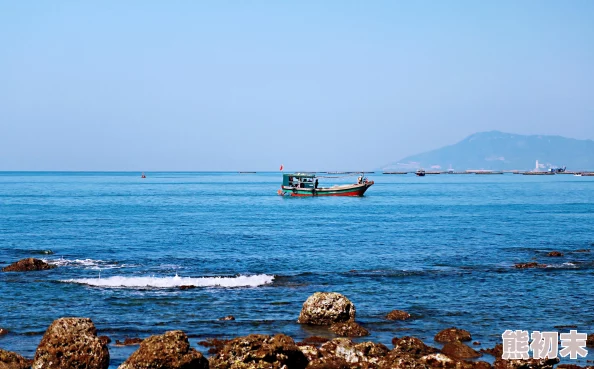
[1,172,593,366]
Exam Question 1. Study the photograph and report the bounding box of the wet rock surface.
[32,317,109,369]
[385,310,411,321]
[0,328,8,336]
[115,337,142,346]
[0,348,33,369]
[547,251,564,257]
[441,341,482,359]
[434,327,472,343]
[329,321,369,337]
[2,258,56,272]
[118,330,207,369]
[514,262,548,269]
[219,315,235,321]
[298,292,356,326]
[481,343,503,357]
[392,336,438,357]
[209,333,308,369]
[494,357,559,369]
[587,333,594,348]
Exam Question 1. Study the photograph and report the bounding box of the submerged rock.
[179,285,196,290]
[480,343,503,358]
[209,334,308,369]
[2,258,55,272]
[329,321,369,337]
[434,327,472,343]
[98,336,111,345]
[298,292,356,326]
[386,310,411,321]
[547,251,564,257]
[441,341,482,359]
[197,338,231,355]
[119,330,207,369]
[218,315,235,321]
[32,317,109,369]
[115,337,142,346]
[514,262,547,269]
[0,348,33,369]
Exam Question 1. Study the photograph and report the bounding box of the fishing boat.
[278,173,373,197]
[416,169,426,177]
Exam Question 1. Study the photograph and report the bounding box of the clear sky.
[1,1,592,171]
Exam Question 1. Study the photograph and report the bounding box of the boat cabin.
[283,173,318,189]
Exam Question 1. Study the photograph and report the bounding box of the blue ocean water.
[1,172,593,367]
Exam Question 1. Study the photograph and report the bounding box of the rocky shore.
[1,291,592,369]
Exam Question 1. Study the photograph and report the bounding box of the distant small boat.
[416,169,426,177]
[574,173,582,177]
[141,172,146,178]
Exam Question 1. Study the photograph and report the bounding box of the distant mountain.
[383,131,594,171]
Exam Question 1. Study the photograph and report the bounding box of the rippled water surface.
[1,172,593,366]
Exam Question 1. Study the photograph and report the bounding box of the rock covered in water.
[115,337,142,346]
[298,292,356,326]
[118,330,207,369]
[329,321,369,337]
[441,341,482,359]
[494,357,559,369]
[32,317,109,369]
[547,251,564,257]
[514,262,547,269]
[209,334,308,369]
[0,328,8,336]
[386,310,411,321]
[434,327,472,343]
[218,315,235,321]
[0,348,33,369]
[2,258,55,272]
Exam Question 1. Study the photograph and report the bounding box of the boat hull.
[280,181,374,197]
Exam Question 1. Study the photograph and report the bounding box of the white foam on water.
[43,258,130,270]
[62,274,275,288]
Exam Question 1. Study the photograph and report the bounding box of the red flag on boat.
[279,164,284,171]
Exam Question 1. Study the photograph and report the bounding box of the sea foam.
[43,258,130,270]
[62,274,275,288]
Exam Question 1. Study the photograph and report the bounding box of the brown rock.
[197,338,231,355]
[0,348,33,369]
[480,344,503,358]
[98,336,111,345]
[307,357,351,369]
[587,333,594,348]
[386,310,411,321]
[473,341,481,345]
[32,317,109,369]
[392,336,438,357]
[441,341,482,360]
[115,337,142,346]
[329,321,369,337]
[218,315,235,321]
[0,328,8,336]
[334,340,389,364]
[298,292,356,326]
[298,336,330,346]
[179,285,196,290]
[434,327,472,343]
[547,251,564,257]
[494,357,559,369]
[118,330,207,369]
[208,334,308,369]
[2,258,56,272]
[514,262,548,269]
[299,344,321,362]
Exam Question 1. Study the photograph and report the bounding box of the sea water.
[1,172,593,366]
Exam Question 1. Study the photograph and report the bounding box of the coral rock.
[434,327,472,343]
[392,336,438,357]
[298,292,356,326]
[2,258,55,272]
[32,317,109,369]
[329,321,369,337]
[0,348,33,369]
[494,357,559,369]
[118,330,207,369]
[208,334,308,369]
[386,310,411,321]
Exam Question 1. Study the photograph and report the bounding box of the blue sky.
[1,1,592,171]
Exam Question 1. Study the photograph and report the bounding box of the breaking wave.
[62,274,275,288]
